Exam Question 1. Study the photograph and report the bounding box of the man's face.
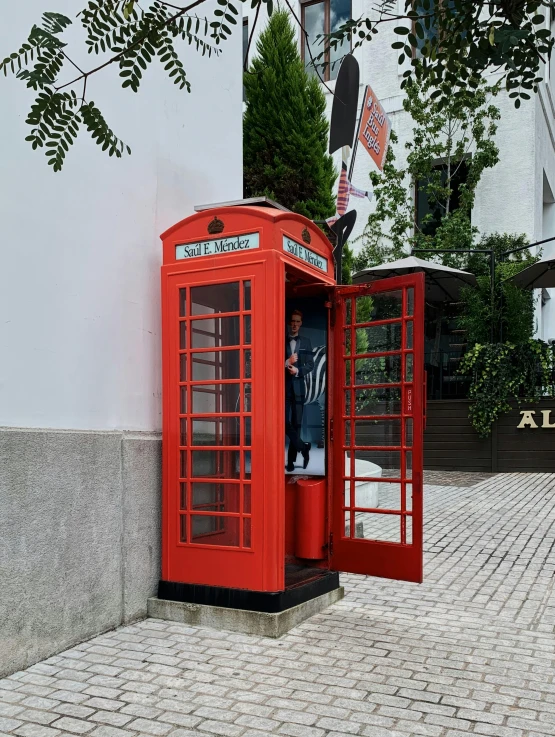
[289,314,302,336]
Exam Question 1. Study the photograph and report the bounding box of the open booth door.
[330,273,425,583]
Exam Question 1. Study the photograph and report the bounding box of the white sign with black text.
[175,232,259,261]
[283,236,328,272]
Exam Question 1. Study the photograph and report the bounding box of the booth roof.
[194,197,291,212]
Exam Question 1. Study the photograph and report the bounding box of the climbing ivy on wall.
[460,340,555,437]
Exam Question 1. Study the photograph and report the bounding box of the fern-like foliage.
[1,2,223,170]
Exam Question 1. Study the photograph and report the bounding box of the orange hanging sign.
[357,84,391,172]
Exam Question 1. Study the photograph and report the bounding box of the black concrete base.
[158,566,340,614]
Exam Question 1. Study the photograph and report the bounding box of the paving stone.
[90,727,136,737]
[124,719,172,736]
[0,717,23,732]
[193,721,243,737]
[49,718,95,734]
[51,706,95,720]
[18,710,60,725]
[13,725,61,737]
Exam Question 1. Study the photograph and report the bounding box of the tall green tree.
[243,9,335,220]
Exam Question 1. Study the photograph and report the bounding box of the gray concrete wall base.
[147,587,345,638]
[0,427,161,677]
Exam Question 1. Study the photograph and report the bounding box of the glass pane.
[180,386,187,413]
[191,282,240,316]
[180,515,187,543]
[347,449,401,478]
[244,315,251,345]
[191,316,240,348]
[406,418,413,446]
[346,419,402,447]
[243,517,251,548]
[345,298,352,324]
[406,482,413,512]
[180,354,187,382]
[244,451,251,480]
[329,0,351,80]
[357,291,403,322]
[191,350,240,381]
[347,511,402,542]
[180,418,187,446]
[407,288,414,316]
[355,355,402,385]
[180,321,187,349]
[191,383,240,414]
[303,1,325,78]
[243,281,251,310]
[345,360,352,385]
[404,514,413,545]
[347,387,402,416]
[406,321,413,350]
[244,383,252,412]
[244,417,251,446]
[244,484,251,514]
[405,450,412,479]
[180,451,187,478]
[191,450,240,479]
[405,353,414,381]
[244,350,251,379]
[191,515,240,546]
[191,417,240,446]
[353,484,404,514]
[179,288,187,317]
[191,482,240,513]
[347,323,402,355]
[180,483,187,510]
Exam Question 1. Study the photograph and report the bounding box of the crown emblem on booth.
[301,227,311,244]
[207,216,225,235]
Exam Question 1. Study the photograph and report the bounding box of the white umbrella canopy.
[352,256,477,302]
[505,255,555,289]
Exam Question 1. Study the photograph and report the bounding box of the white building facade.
[244,0,555,340]
[0,0,243,675]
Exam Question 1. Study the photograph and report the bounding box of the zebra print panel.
[304,345,326,405]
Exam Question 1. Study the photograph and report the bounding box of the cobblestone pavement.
[2,473,555,737]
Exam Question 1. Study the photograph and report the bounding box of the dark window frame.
[301,0,352,82]
[414,157,471,236]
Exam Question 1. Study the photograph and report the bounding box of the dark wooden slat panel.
[424,399,554,472]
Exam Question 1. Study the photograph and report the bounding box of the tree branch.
[56,0,208,93]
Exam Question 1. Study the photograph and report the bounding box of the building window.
[413,0,458,59]
[301,0,351,81]
[415,159,470,236]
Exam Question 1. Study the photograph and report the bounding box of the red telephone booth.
[159,200,425,612]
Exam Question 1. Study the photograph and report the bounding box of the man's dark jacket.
[285,334,314,401]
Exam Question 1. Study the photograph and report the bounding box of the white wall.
[0,1,243,432]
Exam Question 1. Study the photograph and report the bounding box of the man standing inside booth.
[285,309,314,472]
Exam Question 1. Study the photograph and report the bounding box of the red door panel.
[330,273,425,583]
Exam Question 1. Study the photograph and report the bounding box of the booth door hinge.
[329,417,334,441]
[329,532,334,556]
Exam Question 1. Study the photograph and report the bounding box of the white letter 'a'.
[517,411,538,429]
